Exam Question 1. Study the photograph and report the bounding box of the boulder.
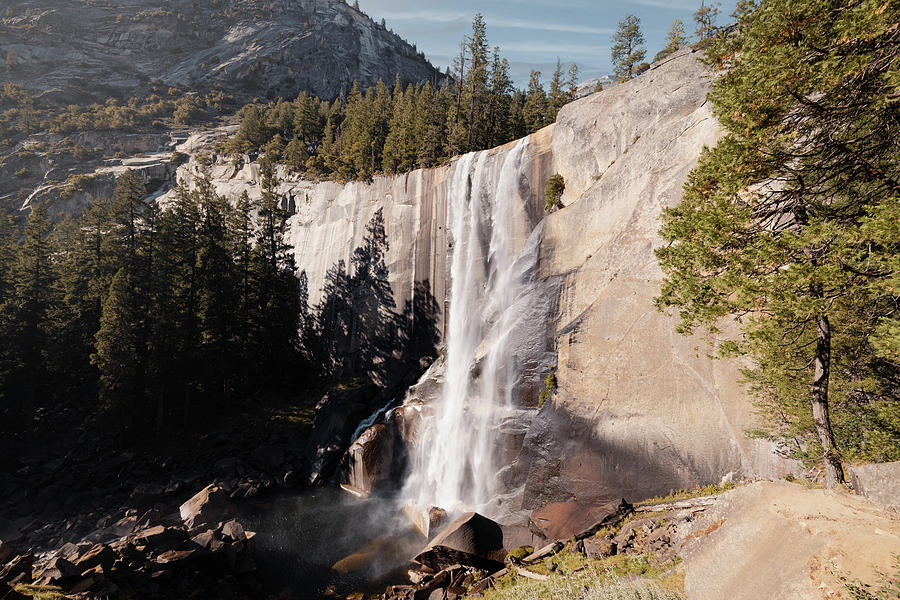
[191,530,225,553]
[303,384,379,486]
[405,505,448,538]
[0,553,33,584]
[35,556,80,586]
[73,544,115,572]
[849,461,900,510]
[178,484,236,529]
[339,423,401,498]
[131,526,187,553]
[529,498,632,541]
[583,537,616,559]
[413,513,506,572]
[220,520,246,542]
[154,549,199,565]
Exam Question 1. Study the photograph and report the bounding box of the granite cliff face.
[168,47,792,509]
[1,0,442,104]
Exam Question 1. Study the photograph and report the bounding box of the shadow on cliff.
[302,208,439,387]
[299,208,440,485]
[514,401,728,509]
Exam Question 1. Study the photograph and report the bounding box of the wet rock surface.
[413,512,507,573]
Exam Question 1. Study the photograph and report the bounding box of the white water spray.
[404,138,540,515]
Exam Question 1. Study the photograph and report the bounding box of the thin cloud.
[501,42,610,57]
[379,10,611,35]
[487,18,612,35]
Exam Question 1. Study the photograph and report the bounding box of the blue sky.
[359,0,738,86]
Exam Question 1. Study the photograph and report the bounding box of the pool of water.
[242,488,424,598]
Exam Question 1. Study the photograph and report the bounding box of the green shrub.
[539,368,558,407]
[544,173,565,213]
[506,546,535,563]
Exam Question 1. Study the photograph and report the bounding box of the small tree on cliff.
[544,174,565,213]
[655,0,900,486]
[611,15,646,82]
[693,1,720,41]
[654,19,688,62]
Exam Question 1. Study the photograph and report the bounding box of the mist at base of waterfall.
[242,488,423,598]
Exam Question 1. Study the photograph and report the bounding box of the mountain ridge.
[1,0,444,103]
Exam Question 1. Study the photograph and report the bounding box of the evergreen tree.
[566,63,579,101]
[195,164,236,405]
[8,205,56,433]
[654,18,688,62]
[611,14,647,82]
[656,0,900,486]
[693,1,720,41]
[464,14,491,151]
[547,59,567,120]
[507,89,527,140]
[251,163,300,382]
[93,267,139,417]
[523,70,547,134]
[485,48,513,148]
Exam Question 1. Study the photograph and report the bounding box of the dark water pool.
[241,488,424,599]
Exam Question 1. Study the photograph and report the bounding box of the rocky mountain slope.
[0,0,442,104]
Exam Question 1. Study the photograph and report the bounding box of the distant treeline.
[223,14,581,181]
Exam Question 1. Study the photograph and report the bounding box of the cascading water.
[404,138,543,517]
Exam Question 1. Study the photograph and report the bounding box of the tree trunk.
[812,313,845,488]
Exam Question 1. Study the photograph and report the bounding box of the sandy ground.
[681,481,900,600]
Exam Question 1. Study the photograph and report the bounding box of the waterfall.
[404,138,541,516]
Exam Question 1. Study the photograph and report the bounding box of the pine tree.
[109,170,147,275]
[566,63,579,101]
[464,14,491,151]
[93,267,139,417]
[654,18,687,62]
[9,205,56,433]
[547,59,567,122]
[485,48,513,148]
[195,164,236,404]
[656,0,900,485]
[611,14,646,82]
[523,70,547,134]
[693,1,720,41]
[251,163,299,382]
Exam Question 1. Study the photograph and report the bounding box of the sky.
[359,0,739,86]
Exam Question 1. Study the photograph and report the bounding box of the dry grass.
[14,585,68,600]
[482,557,684,600]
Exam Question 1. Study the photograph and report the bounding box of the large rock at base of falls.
[339,422,403,498]
[413,512,506,572]
[303,383,380,486]
[529,499,632,541]
[179,485,236,529]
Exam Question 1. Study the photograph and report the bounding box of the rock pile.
[376,495,718,600]
[0,485,259,598]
